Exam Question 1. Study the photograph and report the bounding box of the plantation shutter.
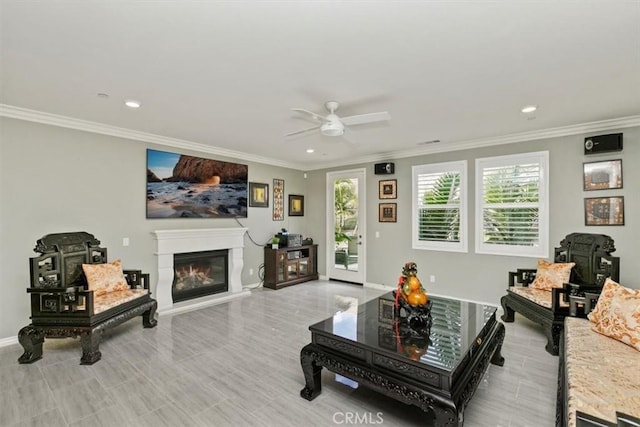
[412,161,467,253]
[475,151,549,257]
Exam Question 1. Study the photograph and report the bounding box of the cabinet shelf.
[264,244,318,289]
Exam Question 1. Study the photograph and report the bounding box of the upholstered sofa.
[18,232,157,364]
[501,233,619,355]
[557,280,640,427]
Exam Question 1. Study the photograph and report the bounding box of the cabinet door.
[277,252,286,282]
[298,259,309,276]
[286,261,299,280]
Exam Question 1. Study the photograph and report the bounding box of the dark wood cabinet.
[264,244,318,289]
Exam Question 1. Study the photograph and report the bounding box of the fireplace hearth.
[173,250,228,303]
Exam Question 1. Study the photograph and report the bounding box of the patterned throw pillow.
[588,278,640,352]
[82,260,129,296]
[530,259,575,291]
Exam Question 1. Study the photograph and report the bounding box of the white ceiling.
[2,1,639,170]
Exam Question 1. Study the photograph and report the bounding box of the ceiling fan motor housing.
[321,118,344,136]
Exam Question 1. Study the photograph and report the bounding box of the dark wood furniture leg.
[80,331,102,365]
[17,325,45,364]
[300,344,323,401]
[500,296,515,322]
[143,301,158,328]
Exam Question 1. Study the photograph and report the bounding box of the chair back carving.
[554,233,619,287]
[30,232,107,289]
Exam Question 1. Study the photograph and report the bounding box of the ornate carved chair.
[19,232,157,364]
[500,233,619,355]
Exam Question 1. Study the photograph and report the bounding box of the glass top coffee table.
[300,292,505,426]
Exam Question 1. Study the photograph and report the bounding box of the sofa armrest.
[508,268,537,287]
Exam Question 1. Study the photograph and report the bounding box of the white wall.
[307,127,639,305]
[2,117,637,342]
[0,117,309,341]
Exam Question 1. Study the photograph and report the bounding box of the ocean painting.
[146,149,248,218]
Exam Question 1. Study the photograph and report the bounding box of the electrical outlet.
[429,275,436,283]
[249,268,254,276]
[375,231,380,238]
[122,237,130,247]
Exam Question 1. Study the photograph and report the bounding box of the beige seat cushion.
[94,289,148,314]
[565,317,640,427]
[510,286,569,309]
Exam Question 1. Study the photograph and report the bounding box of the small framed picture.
[583,159,622,191]
[378,298,395,324]
[273,179,284,221]
[379,203,397,222]
[288,194,304,216]
[379,179,397,199]
[584,196,624,226]
[248,182,269,207]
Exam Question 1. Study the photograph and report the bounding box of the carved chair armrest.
[550,287,570,313]
[565,282,603,297]
[123,270,150,290]
[508,268,537,287]
[27,286,95,315]
[568,290,601,317]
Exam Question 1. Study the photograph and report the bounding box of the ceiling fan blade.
[341,127,360,144]
[340,111,391,126]
[291,108,326,122]
[285,125,320,137]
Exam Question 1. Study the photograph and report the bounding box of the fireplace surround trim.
[152,227,249,315]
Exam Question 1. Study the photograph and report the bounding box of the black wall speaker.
[584,133,623,155]
[374,162,395,175]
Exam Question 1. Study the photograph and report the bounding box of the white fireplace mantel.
[152,227,250,315]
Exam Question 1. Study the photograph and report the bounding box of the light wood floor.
[0,281,558,426]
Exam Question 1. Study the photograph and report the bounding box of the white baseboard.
[0,335,18,348]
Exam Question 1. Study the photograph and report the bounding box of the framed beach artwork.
[146,149,248,218]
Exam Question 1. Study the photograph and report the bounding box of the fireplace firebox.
[172,250,228,303]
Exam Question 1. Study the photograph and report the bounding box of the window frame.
[475,151,549,257]
[412,160,468,253]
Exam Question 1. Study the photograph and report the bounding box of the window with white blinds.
[475,151,549,257]
[412,161,467,252]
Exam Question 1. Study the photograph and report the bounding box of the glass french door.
[326,169,366,284]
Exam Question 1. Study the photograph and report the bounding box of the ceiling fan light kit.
[286,100,390,139]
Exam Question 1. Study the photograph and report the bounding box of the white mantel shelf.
[152,227,250,315]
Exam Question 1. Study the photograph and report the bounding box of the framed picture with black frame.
[379,203,397,222]
[584,196,624,226]
[248,182,269,207]
[583,159,622,191]
[288,194,304,216]
[379,179,397,199]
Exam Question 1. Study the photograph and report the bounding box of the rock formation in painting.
[168,156,247,184]
[147,169,162,183]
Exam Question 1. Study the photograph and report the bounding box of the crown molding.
[306,114,640,170]
[3,104,639,172]
[0,104,299,169]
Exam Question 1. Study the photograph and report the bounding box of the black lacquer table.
[300,292,505,426]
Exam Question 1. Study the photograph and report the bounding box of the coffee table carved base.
[300,322,505,427]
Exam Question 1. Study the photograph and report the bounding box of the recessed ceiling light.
[521,105,537,113]
[124,99,141,109]
[306,148,315,153]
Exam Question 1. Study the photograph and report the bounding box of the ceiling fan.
[286,101,390,138]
